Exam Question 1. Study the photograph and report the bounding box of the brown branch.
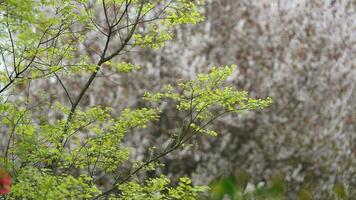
[59,0,144,148]
[54,73,73,106]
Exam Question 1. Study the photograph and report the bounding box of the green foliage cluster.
[207,174,349,200]
[1,66,270,199]
[145,66,272,138]
[0,0,271,199]
[0,0,89,82]
[10,167,100,200]
[119,176,208,200]
[209,175,285,200]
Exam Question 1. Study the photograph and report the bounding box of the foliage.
[10,167,99,199]
[0,65,271,199]
[207,174,349,200]
[0,0,272,199]
[208,175,285,200]
[118,176,208,200]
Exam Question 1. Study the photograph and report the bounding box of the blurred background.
[28,0,356,199]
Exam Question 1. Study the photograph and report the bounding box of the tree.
[0,0,271,199]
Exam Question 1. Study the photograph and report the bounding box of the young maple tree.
[0,0,271,199]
